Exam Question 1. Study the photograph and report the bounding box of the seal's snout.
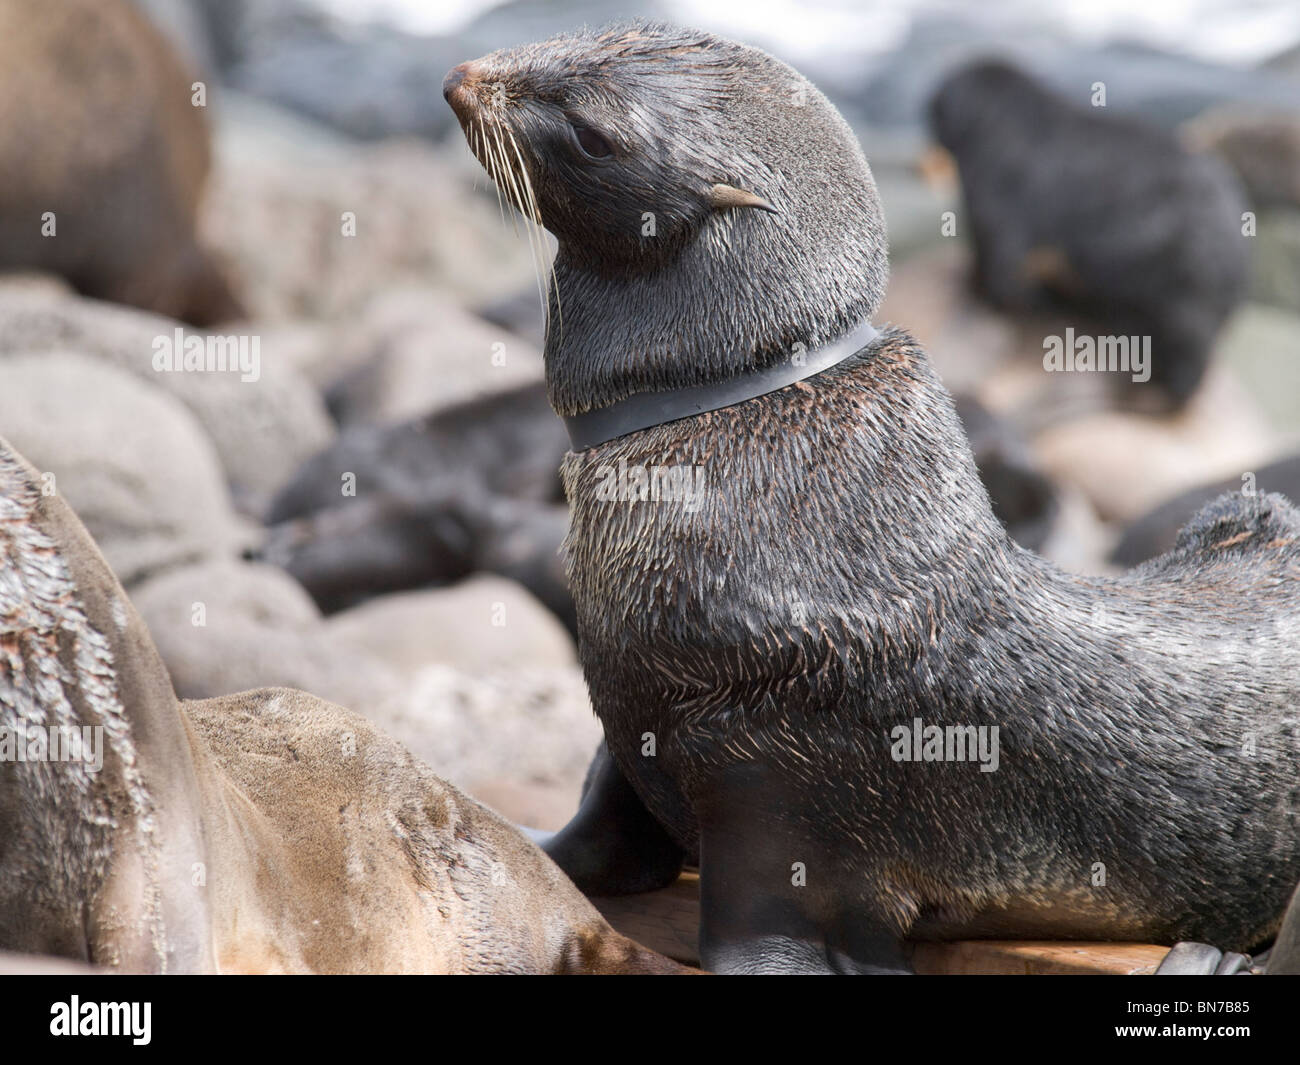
[443,62,469,99]
[443,61,480,117]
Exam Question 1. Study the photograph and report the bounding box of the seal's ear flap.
[710,183,778,214]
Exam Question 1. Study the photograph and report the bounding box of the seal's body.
[263,382,573,629]
[563,334,1300,970]
[0,436,683,974]
[446,22,1300,974]
[0,0,241,325]
[928,61,1248,409]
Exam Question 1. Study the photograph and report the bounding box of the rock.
[1184,108,1300,209]
[873,131,959,265]
[190,0,306,73]
[476,286,546,349]
[229,16,466,143]
[131,0,218,76]
[322,287,545,424]
[202,93,537,321]
[1213,302,1300,431]
[1181,110,1300,315]
[855,13,1300,134]
[0,283,335,515]
[1038,483,1116,577]
[325,575,577,677]
[130,559,402,710]
[1246,210,1300,315]
[367,664,602,821]
[1264,41,1300,76]
[1032,362,1281,522]
[0,353,245,585]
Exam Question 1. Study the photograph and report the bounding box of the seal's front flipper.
[1155,942,1229,974]
[697,762,911,975]
[542,742,685,896]
[1156,942,1261,974]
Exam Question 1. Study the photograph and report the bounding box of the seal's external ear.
[710,183,778,214]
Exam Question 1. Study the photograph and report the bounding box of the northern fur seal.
[927,60,1249,409]
[0,0,242,325]
[263,381,1056,630]
[262,382,575,630]
[447,22,1300,974]
[0,436,684,973]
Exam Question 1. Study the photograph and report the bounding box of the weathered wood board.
[592,873,1169,974]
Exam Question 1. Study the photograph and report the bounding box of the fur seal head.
[444,21,889,417]
[926,60,1058,153]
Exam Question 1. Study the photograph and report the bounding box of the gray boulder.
[325,575,577,677]
[0,282,334,515]
[0,352,245,584]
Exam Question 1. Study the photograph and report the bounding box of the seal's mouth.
[442,59,542,225]
[444,57,555,323]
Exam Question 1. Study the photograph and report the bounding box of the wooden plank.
[592,874,1169,973]
[590,872,700,965]
[910,940,1168,976]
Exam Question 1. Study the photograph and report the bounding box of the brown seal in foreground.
[0,0,242,325]
[0,435,684,973]
[446,21,1300,974]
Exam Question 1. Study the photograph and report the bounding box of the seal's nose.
[443,63,469,101]
[447,61,488,119]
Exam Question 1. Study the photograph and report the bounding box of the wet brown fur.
[0,435,685,974]
[0,0,242,325]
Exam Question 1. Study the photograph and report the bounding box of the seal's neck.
[543,207,885,419]
[561,317,879,450]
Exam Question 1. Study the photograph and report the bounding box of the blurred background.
[1,0,1297,829]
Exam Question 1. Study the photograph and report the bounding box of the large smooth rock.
[202,94,538,321]
[1032,362,1280,522]
[367,663,602,830]
[322,287,545,424]
[0,283,334,514]
[1213,302,1300,432]
[130,559,402,710]
[0,353,245,585]
[325,575,577,677]
[1249,210,1300,315]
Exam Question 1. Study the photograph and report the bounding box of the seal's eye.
[572,124,613,159]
